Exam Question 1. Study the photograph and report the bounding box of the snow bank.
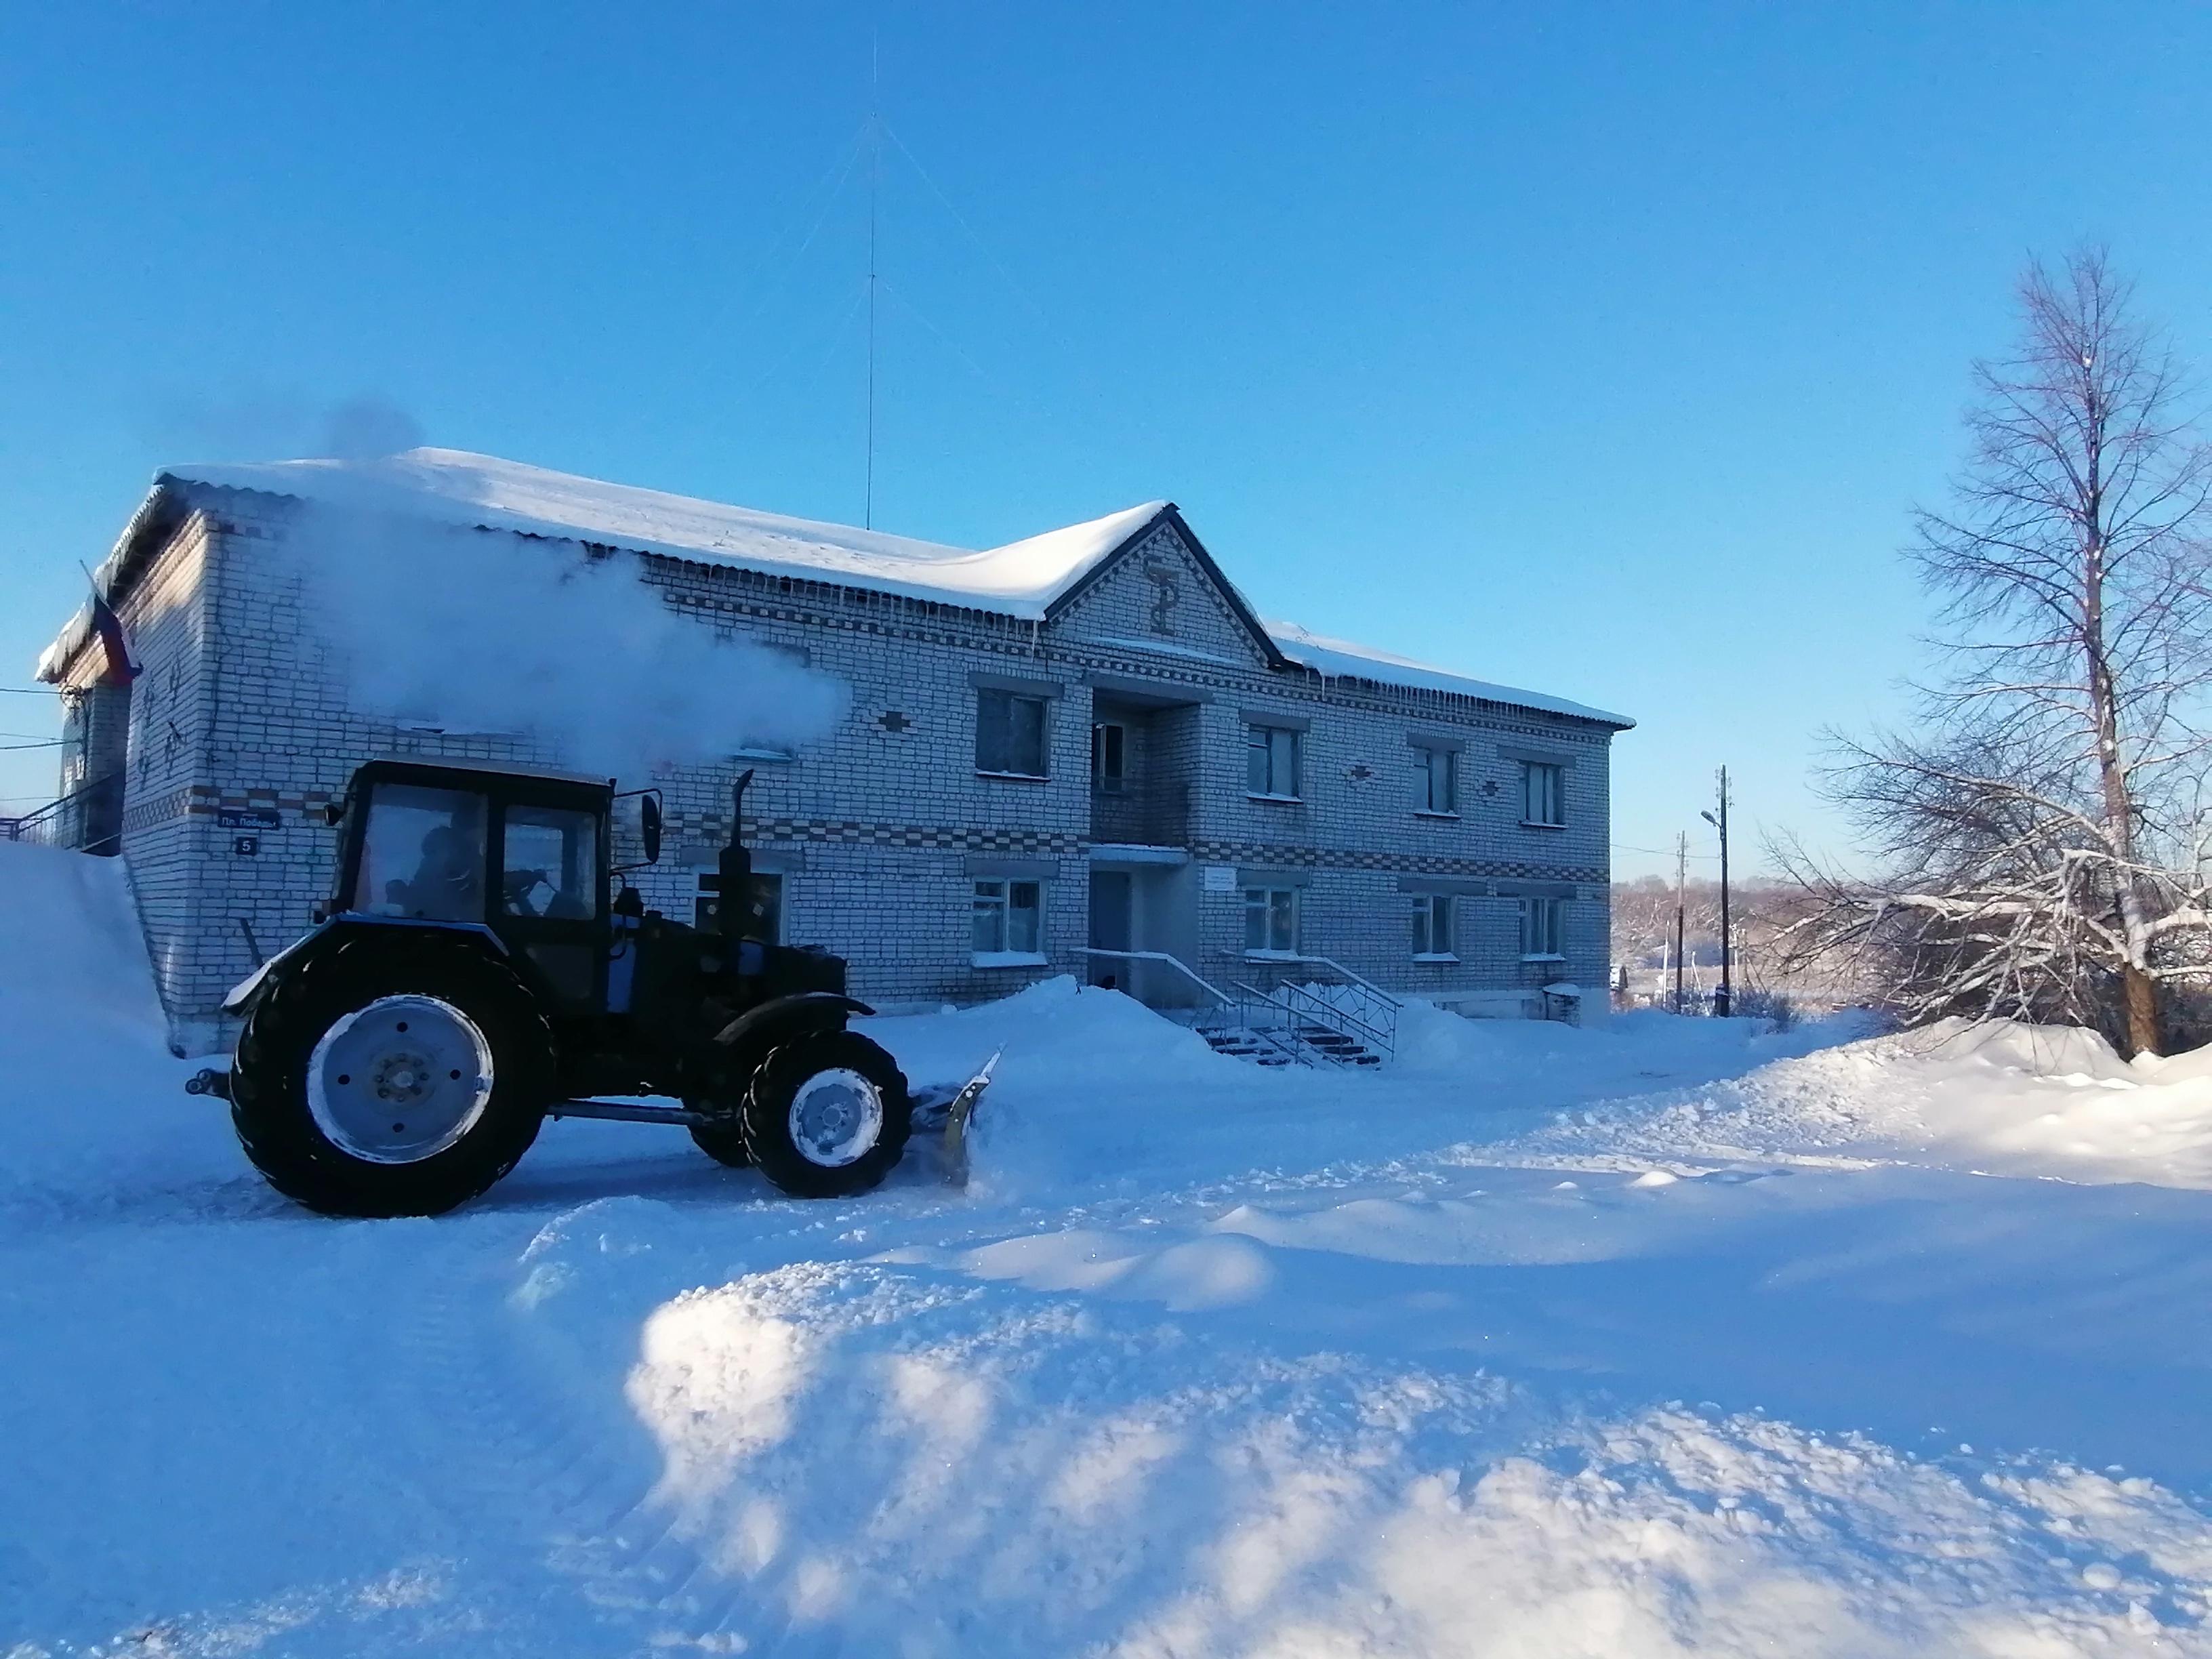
[1535,1017,2212,1190]
[504,1200,2212,1658]
[0,840,164,1031]
[0,841,245,1218]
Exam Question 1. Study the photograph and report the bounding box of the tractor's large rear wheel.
[229,935,553,1216]
[740,1028,912,1198]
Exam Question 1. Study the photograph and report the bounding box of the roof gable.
[1043,506,1289,672]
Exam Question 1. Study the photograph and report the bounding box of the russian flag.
[89,588,141,688]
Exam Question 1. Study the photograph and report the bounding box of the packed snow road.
[3,844,2211,1656]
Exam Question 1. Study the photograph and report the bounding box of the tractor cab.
[329,758,641,1009]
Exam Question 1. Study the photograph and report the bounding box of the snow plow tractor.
[188,758,990,1216]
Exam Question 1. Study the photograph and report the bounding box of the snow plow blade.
[909,1052,999,1187]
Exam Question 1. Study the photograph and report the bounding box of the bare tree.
[1783,249,2212,1055]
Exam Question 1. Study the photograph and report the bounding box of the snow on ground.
[3,841,2211,1656]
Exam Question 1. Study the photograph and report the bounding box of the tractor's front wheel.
[229,936,552,1216]
[740,1028,912,1197]
[687,1114,754,1168]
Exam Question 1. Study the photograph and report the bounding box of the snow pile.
[501,1202,2212,1658]
[0,842,232,1218]
[1531,1015,2212,1189]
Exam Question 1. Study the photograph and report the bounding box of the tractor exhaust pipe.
[717,769,756,940]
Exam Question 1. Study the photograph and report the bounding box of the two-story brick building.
[34,449,1632,1056]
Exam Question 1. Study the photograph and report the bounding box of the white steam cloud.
[301,503,851,780]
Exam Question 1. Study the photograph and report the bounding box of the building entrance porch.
[1084,856,1202,1009]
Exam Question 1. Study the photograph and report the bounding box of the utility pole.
[1701,766,1732,1017]
[1673,830,1687,1014]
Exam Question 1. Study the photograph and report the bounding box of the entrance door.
[1088,870,1133,987]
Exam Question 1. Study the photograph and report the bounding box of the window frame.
[1242,885,1301,957]
[972,876,1046,964]
[1090,720,1126,794]
[1521,760,1566,827]
[1245,723,1302,800]
[975,687,1050,780]
[1410,893,1456,960]
[1519,895,1565,960]
[1416,745,1458,816]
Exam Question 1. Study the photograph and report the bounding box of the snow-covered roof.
[1266,620,1634,729]
[41,448,1633,729]
[158,449,1169,619]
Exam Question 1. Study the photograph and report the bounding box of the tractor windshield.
[354,784,489,922]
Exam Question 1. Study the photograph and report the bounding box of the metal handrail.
[2,773,122,854]
[1080,946,1235,1007]
[1084,945,1393,1067]
[1277,980,1395,1057]
[1231,954,1399,1062]
[1225,982,1340,1065]
[1229,979,1393,1067]
[1286,954,1402,1008]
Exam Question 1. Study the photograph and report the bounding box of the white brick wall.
[47,492,1624,1053]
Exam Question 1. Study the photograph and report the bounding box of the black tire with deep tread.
[740,1027,912,1198]
[687,1115,754,1168]
[228,932,554,1216]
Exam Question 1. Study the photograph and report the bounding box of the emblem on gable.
[1139,554,1180,636]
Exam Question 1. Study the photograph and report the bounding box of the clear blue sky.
[5,2,2211,876]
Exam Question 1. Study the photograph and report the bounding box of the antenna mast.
[864,33,880,529]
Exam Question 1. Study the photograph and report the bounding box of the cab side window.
[501,806,598,920]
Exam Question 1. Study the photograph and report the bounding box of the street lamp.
[1700,765,1732,1018]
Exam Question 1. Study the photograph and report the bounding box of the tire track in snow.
[398,1223,724,1649]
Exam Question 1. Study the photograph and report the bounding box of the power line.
[708,122,871,353]
[880,121,1058,335]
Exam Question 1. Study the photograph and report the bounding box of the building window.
[977,689,1049,778]
[1411,894,1454,958]
[695,870,783,941]
[1522,761,1565,827]
[1243,886,1300,956]
[1090,722,1126,793]
[972,878,1044,960]
[1417,746,1457,815]
[1246,724,1300,798]
[1520,896,1565,960]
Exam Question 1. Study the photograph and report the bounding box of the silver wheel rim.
[787,1067,884,1168]
[306,994,495,1164]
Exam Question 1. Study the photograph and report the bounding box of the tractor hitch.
[185,1067,232,1101]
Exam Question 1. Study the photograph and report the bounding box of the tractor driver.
[393,822,485,920]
